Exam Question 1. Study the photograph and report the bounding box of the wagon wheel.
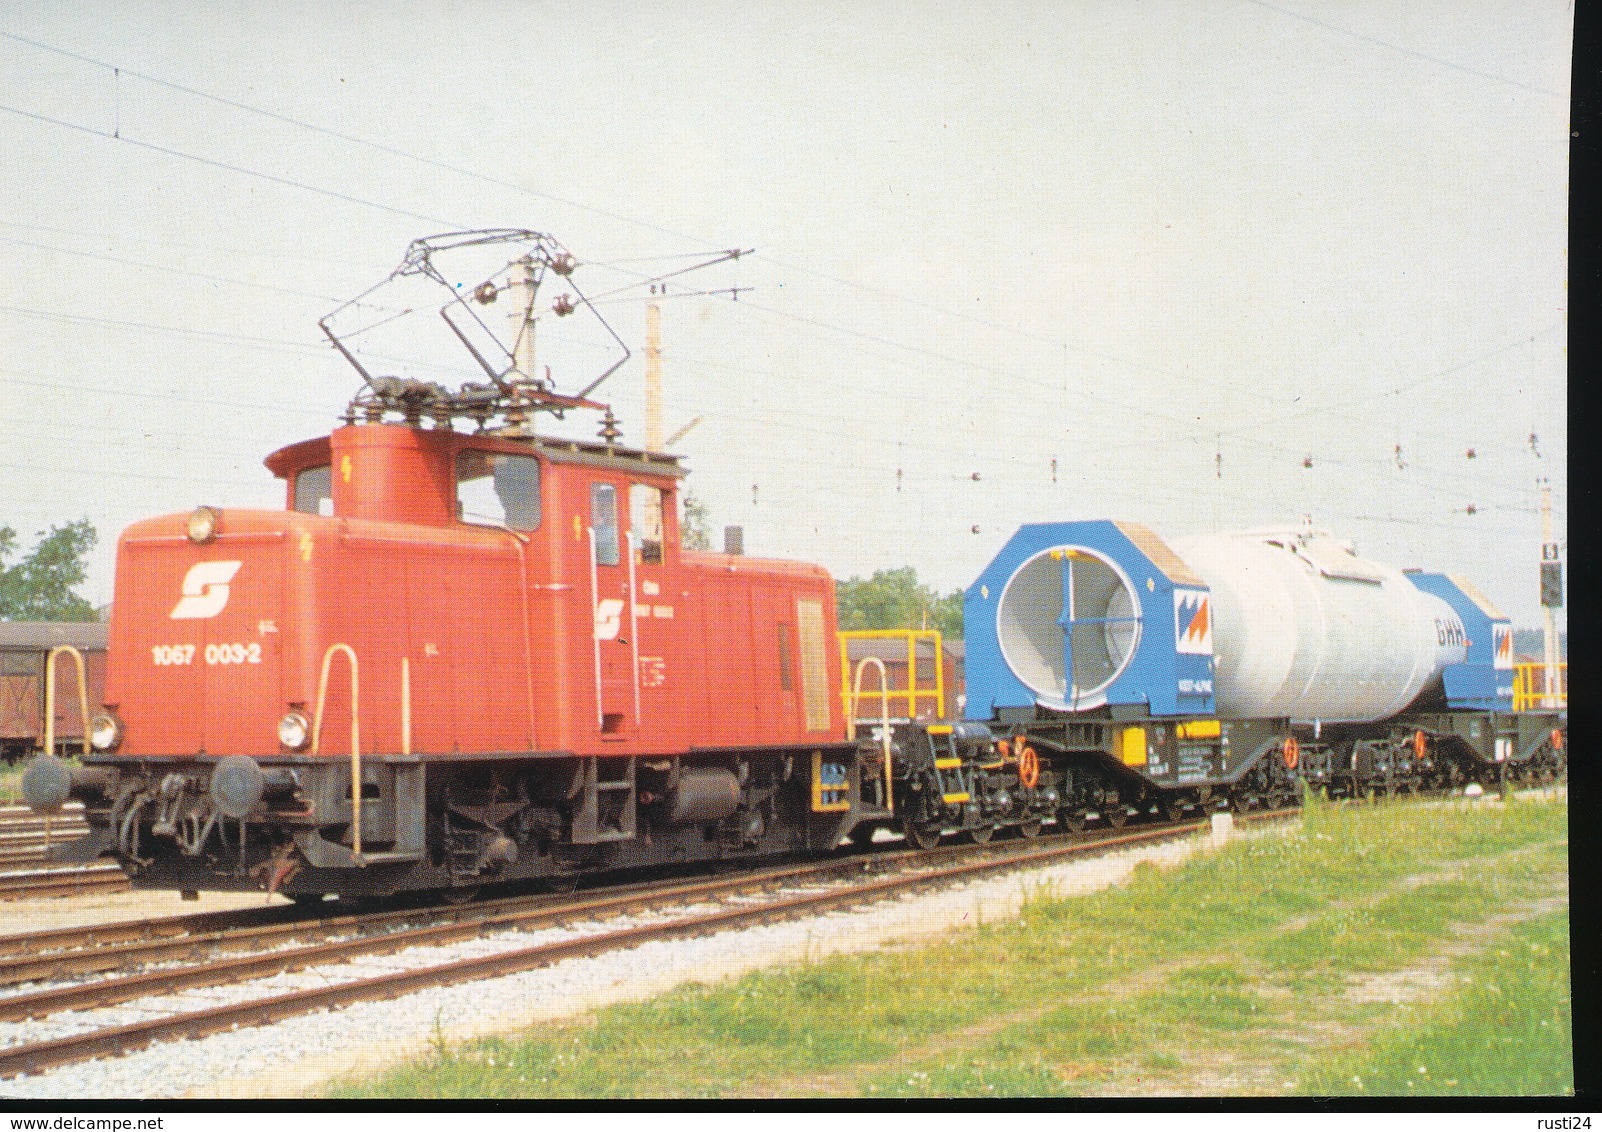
[1017,820,1043,839]
[967,824,995,845]
[1159,796,1186,823]
[902,818,943,851]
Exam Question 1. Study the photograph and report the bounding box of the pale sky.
[0,1,1570,629]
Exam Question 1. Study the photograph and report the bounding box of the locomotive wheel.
[1159,797,1185,823]
[902,819,943,851]
[967,825,995,845]
[1017,820,1043,839]
[1105,807,1128,830]
[1059,809,1087,835]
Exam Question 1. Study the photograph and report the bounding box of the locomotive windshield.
[292,465,333,516]
[591,482,619,565]
[456,450,541,530]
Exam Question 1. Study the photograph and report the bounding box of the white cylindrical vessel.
[1171,530,1467,723]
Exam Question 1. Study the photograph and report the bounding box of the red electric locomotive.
[23,231,879,899]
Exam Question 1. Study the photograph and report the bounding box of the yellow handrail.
[43,646,91,759]
[312,642,363,863]
[838,629,946,721]
[1513,662,1567,711]
[849,656,895,815]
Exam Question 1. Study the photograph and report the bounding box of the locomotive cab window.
[631,484,665,565]
[591,482,619,566]
[457,451,541,531]
[293,465,333,516]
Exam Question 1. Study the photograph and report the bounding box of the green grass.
[1299,911,1571,1096]
[0,763,24,805]
[330,793,1569,1099]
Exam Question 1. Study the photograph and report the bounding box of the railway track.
[0,808,1294,1080]
[0,805,127,900]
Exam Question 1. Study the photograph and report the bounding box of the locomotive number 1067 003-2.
[152,643,261,666]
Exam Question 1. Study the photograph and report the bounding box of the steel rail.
[0,854,903,988]
[0,820,89,838]
[0,804,85,817]
[0,812,1298,1079]
[0,805,1295,965]
[0,902,303,958]
[0,829,1134,1013]
[0,866,127,901]
[0,807,1161,960]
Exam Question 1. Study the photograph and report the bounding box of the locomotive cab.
[19,228,870,899]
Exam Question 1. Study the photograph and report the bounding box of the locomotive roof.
[0,621,109,650]
[264,425,687,481]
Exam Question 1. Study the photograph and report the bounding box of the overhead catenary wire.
[0,25,1564,611]
[0,29,1562,488]
[0,28,1309,415]
[1240,0,1566,99]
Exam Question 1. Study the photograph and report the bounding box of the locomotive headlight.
[277,710,311,752]
[186,506,221,544]
[89,711,123,752]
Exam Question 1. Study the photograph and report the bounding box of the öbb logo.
[170,561,243,620]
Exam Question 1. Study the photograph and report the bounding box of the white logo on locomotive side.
[594,598,625,640]
[170,561,243,620]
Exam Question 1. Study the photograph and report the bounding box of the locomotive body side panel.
[680,553,845,748]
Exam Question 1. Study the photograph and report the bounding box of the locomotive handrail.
[587,527,604,730]
[311,642,363,864]
[847,656,895,815]
[43,646,91,760]
[625,533,642,724]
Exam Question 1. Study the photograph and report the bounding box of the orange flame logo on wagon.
[1174,590,1213,656]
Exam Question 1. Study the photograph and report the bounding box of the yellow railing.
[838,629,945,721]
[43,646,91,759]
[1513,662,1567,711]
